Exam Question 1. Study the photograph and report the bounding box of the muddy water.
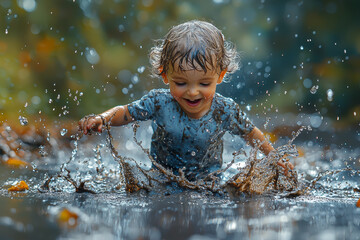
[1,122,360,239]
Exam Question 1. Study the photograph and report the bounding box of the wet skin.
[162,67,293,174]
[78,66,293,175]
[161,68,226,119]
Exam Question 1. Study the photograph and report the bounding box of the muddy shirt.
[127,89,254,179]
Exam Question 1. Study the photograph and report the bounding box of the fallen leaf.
[57,208,79,227]
[8,181,29,192]
[5,158,31,169]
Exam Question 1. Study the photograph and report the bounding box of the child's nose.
[188,87,199,96]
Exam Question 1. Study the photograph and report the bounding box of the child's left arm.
[244,127,294,175]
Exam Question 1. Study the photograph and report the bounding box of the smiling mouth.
[184,98,202,107]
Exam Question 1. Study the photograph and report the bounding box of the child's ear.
[159,66,169,84]
[217,69,227,84]
[162,73,169,84]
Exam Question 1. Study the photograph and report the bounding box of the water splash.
[98,122,302,195]
[25,117,358,200]
[310,85,319,94]
[60,128,68,136]
[18,116,28,126]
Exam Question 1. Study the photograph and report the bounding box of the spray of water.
[8,116,353,199]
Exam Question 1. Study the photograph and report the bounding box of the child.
[78,20,293,180]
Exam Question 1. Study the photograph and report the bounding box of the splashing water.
[1,116,359,199]
[1,118,360,239]
[310,85,319,94]
[60,128,68,136]
[31,118,359,199]
[18,116,28,126]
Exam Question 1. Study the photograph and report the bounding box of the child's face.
[162,66,226,119]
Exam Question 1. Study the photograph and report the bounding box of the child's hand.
[277,156,294,176]
[78,115,104,135]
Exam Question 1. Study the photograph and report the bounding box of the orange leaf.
[264,131,278,143]
[357,198,360,208]
[19,51,32,65]
[8,181,29,192]
[58,208,79,227]
[36,36,58,56]
[5,158,31,169]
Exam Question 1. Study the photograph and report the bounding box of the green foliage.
[1,0,359,126]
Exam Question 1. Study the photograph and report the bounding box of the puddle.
[1,120,359,239]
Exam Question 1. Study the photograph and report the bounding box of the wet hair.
[149,20,239,78]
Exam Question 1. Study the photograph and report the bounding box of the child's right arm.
[78,105,134,135]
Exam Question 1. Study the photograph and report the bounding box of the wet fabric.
[127,89,254,179]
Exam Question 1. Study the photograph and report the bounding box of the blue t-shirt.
[127,89,254,179]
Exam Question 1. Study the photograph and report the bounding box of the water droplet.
[49,99,53,104]
[310,85,319,94]
[131,75,139,84]
[303,78,312,89]
[118,24,125,32]
[191,151,196,156]
[255,61,263,69]
[5,29,8,34]
[60,128,68,136]
[310,114,322,128]
[327,89,334,101]
[19,116,28,126]
[18,0,37,12]
[24,102,28,108]
[300,46,304,50]
[39,145,47,157]
[137,66,145,73]
[246,105,251,111]
[85,48,100,64]
[264,66,271,73]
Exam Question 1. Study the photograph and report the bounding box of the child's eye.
[174,82,186,86]
[200,83,211,86]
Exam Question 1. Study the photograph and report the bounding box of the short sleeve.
[127,90,157,121]
[224,99,255,136]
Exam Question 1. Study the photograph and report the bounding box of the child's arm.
[78,105,133,135]
[244,127,294,175]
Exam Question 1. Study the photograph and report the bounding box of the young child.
[78,20,293,180]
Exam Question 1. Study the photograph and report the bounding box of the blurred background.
[1,0,359,133]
